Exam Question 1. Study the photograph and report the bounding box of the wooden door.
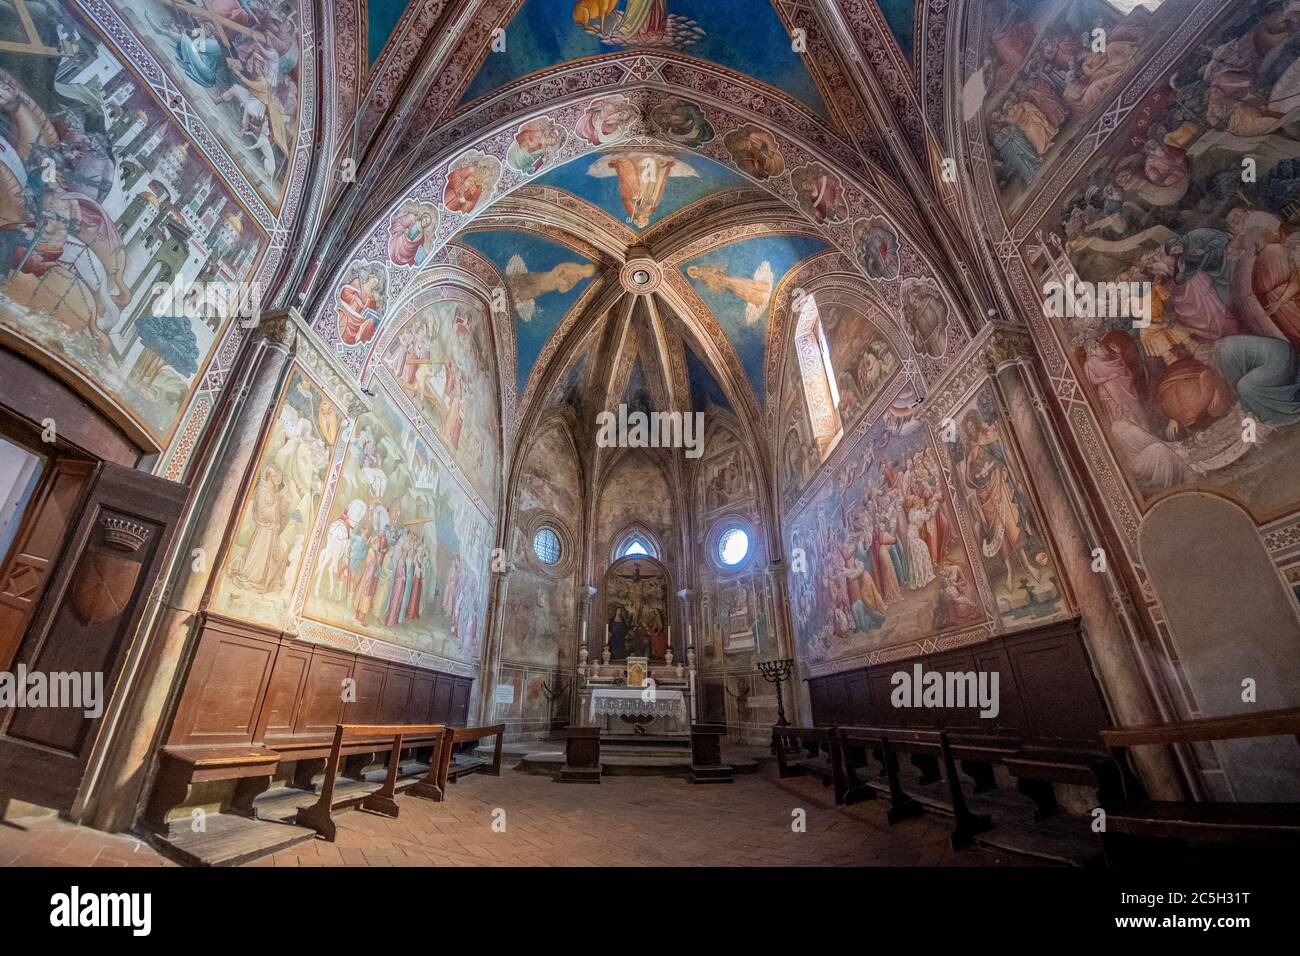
[0,456,93,669]
[0,461,186,811]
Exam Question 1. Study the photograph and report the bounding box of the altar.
[586,686,688,736]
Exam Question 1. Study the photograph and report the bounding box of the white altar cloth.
[588,687,686,723]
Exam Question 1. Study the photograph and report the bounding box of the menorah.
[756,657,794,731]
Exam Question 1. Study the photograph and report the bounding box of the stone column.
[476,565,512,727]
[74,311,301,830]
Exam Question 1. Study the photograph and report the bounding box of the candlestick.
[757,658,795,755]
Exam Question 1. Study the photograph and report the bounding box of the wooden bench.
[427,723,506,800]
[772,726,845,803]
[143,746,282,835]
[839,726,993,849]
[1098,707,1300,863]
[294,724,449,841]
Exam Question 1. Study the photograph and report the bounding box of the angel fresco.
[686,262,774,326]
[505,257,598,323]
[588,151,698,228]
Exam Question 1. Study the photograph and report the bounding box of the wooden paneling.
[431,674,454,724]
[379,667,414,724]
[450,678,472,727]
[170,625,277,746]
[254,643,311,742]
[166,613,476,755]
[805,619,1110,752]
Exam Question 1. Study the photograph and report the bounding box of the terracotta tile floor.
[0,767,1035,867]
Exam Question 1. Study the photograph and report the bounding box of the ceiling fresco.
[532,147,748,232]
[455,229,600,391]
[681,233,826,405]
[871,0,917,62]
[367,0,412,63]
[685,340,732,413]
[458,0,829,117]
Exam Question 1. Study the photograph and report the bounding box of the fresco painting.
[871,0,917,63]
[685,342,731,412]
[786,413,983,666]
[0,1,264,446]
[978,0,1172,212]
[1044,0,1300,516]
[303,383,493,663]
[387,201,439,266]
[502,424,580,667]
[604,556,670,661]
[574,93,640,146]
[818,299,901,430]
[779,345,820,509]
[534,148,747,231]
[683,234,826,403]
[117,0,302,208]
[459,0,829,117]
[457,230,596,390]
[380,297,501,506]
[950,386,1065,628]
[335,262,388,348]
[214,367,340,625]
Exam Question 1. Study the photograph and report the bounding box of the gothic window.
[793,293,844,457]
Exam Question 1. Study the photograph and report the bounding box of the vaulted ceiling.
[293,0,996,492]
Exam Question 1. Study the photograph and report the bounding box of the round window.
[532,526,562,565]
[717,526,750,567]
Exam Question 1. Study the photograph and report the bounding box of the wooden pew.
[1098,707,1300,863]
[432,724,506,799]
[294,723,449,841]
[772,726,845,803]
[839,726,993,849]
[143,746,281,836]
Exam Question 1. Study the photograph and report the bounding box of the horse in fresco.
[0,68,130,353]
[313,498,368,602]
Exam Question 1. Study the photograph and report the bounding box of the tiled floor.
[0,766,1034,867]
